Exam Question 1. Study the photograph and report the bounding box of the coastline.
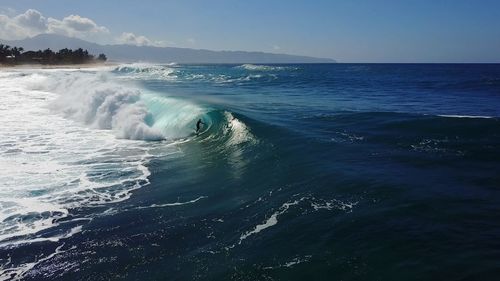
[0,62,118,69]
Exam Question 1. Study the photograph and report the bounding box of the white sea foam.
[222,112,257,146]
[0,69,183,250]
[236,196,357,246]
[0,226,82,248]
[44,71,165,140]
[13,67,205,141]
[438,114,494,119]
[114,63,177,80]
[0,243,68,280]
[218,112,258,179]
[310,198,357,212]
[263,255,313,270]
[239,199,302,243]
[235,64,294,71]
[136,196,207,209]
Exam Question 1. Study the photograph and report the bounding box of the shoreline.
[0,62,118,69]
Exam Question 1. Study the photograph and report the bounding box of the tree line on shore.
[0,44,107,65]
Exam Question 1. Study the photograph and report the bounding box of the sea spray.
[42,72,163,140]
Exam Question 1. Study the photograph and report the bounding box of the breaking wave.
[0,70,166,251]
[21,70,209,141]
[235,64,296,71]
[113,63,178,80]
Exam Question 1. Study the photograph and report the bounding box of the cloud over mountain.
[117,32,164,47]
[0,9,158,47]
[50,14,109,35]
[0,9,109,41]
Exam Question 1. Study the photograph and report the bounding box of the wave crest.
[113,63,177,80]
[48,73,164,140]
[235,64,295,71]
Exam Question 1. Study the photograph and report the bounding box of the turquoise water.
[1,64,499,280]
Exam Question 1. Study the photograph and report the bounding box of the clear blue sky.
[1,0,500,62]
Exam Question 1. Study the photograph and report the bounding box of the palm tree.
[12,47,19,56]
[0,44,12,56]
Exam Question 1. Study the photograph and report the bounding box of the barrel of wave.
[142,93,211,139]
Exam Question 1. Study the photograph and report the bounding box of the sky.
[1,0,500,62]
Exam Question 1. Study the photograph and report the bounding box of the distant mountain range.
[0,34,335,64]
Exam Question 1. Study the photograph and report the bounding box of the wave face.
[1,64,500,280]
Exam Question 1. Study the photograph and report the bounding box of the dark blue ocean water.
[2,64,500,280]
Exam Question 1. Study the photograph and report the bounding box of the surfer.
[196,119,205,134]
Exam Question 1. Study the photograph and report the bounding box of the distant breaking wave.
[113,63,178,80]
[235,64,297,71]
[437,114,494,119]
[114,63,283,84]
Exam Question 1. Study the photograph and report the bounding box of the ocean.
[0,63,499,280]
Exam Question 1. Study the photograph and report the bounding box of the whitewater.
[0,69,163,246]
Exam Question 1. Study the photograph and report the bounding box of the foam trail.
[438,114,494,119]
[235,64,295,71]
[0,226,82,248]
[136,196,207,209]
[237,196,356,245]
[239,200,302,243]
[263,255,313,270]
[0,243,68,280]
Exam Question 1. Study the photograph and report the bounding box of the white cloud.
[187,38,196,44]
[14,9,47,32]
[116,32,165,47]
[55,14,109,33]
[0,9,109,41]
[117,32,152,46]
[272,45,281,51]
[0,14,29,39]
[46,16,109,39]
[0,9,168,47]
